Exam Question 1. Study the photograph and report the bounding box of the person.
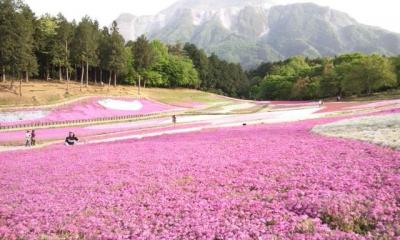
[31,130,36,146]
[172,115,177,125]
[336,95,341,102]
[65,132,79,146]
[25,130,31,147]
[318,99,324,108]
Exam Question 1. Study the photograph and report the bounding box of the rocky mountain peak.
[116,0,400,68]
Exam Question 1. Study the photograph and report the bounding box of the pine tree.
[52,14,74,92]
[133,35,155,88]
[35,14,58,80]
[98,27,111,86]
[72,16,98,90]
[0,0,17,82]
[108,22,127,87]
[15,4,38,96]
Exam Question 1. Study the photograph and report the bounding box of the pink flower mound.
[0,120,399,239]
[2,98,178,126]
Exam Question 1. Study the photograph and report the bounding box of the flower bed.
[0,121,208,146]
[0,118,173,144]
[313,113,400,150]
[0,118,399,239]
[0,98,179,127]
[345,99,400,110]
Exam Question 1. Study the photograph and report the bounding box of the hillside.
[0,81,225,109]
[116,0,400,68]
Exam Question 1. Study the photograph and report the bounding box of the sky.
[25,0,400,33]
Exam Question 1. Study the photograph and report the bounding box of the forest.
[1,0,399,100]
[0,0,247,98]
[248,54,400,100]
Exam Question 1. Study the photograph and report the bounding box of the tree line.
[0,0,249,98]
[248,53,400,100]
[1,0,399,100]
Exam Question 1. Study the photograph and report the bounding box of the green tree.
[97,27,111,85]
[35,14,58,80]
[183,43,209,87]
[0,0,17,82]
[72,16,98,89]
[392,56,400,87]
[108,22,127,87]
[132,35,155,88]
[319,58,340,97]
[341,55,397,95]
[0,1,37,95]
[15,4,38,95]
[291,77,320,100]
[160,55,199,88]
[121,46,137,85]
[257,75,294,100]
[143,40,169,87]
[271,56,311,77]
[52,14,74,92]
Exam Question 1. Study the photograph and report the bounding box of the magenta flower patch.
[0,119,399,239]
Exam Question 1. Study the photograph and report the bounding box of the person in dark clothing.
[65,132,79,146]
[172,115,177,125]
[31,130,36,146]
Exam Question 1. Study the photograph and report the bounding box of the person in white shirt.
[25,130,31,147]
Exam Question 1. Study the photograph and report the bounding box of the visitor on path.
[25,130,31,147]
[336,95,342,102]
[65,132,79,146]
[172,115,177,125]
[31,130,36,146]
[318,100,324,108]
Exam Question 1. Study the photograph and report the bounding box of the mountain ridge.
[116,1,400,68]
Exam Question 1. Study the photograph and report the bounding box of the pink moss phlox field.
[0,121,206,144]
[1,98,178,126]
[0,119,399,239]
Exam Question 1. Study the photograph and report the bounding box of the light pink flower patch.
[0,119,399,239]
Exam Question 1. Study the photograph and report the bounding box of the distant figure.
[172,115,177,125]
[31,130,36,146]
[25,130,31,147]
[318,100,324,108]
[336,95,342,102]
[65,132,79,146]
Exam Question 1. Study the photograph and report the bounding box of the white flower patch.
[98,99,143,111]
[0,110,49,122]
[313,113,400,150]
